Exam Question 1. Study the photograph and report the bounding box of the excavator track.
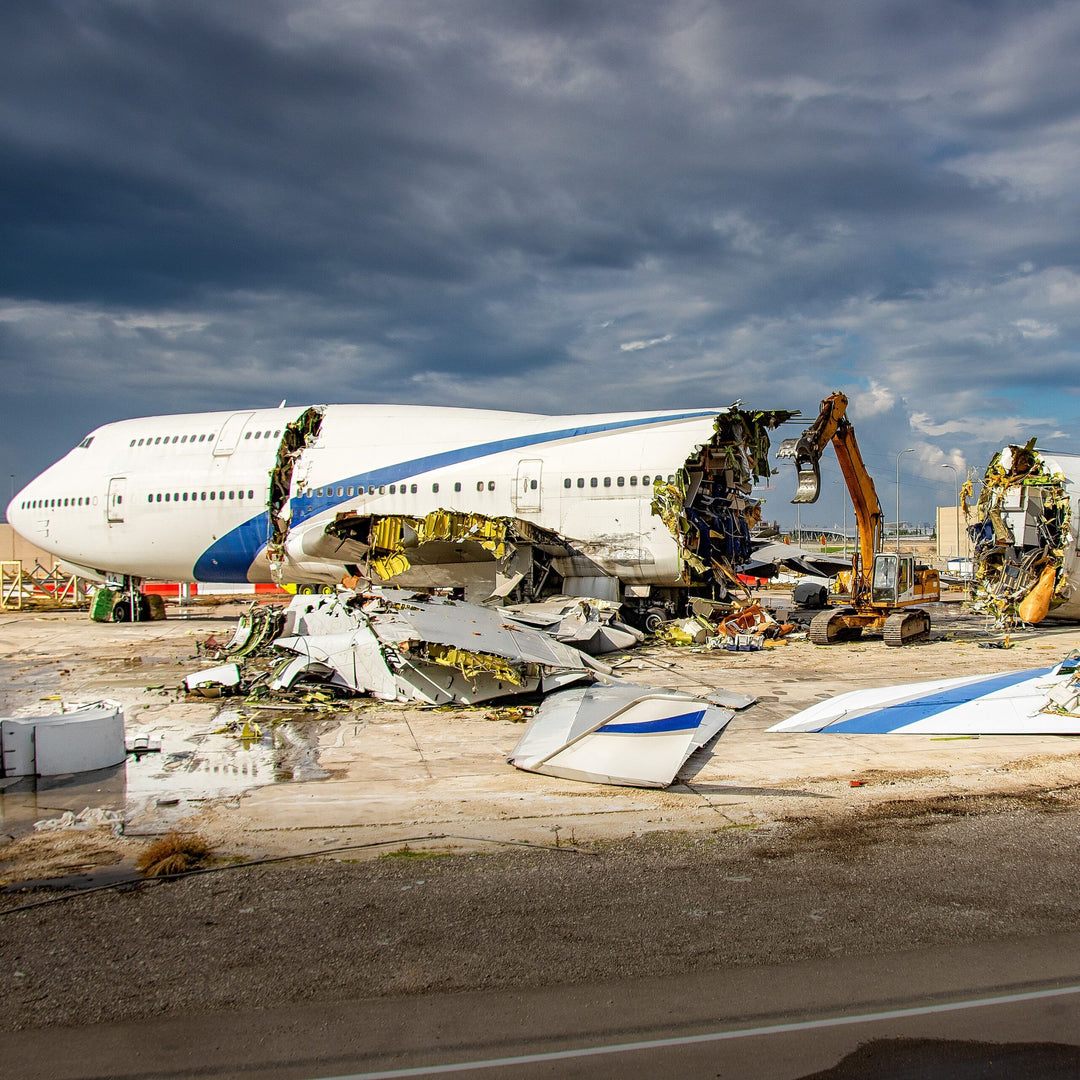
[883,608,931,647]
[809,607,862,645]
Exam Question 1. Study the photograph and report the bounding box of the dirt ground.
[2,595,1079,884]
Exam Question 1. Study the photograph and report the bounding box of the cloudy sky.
[4,0,1080,529]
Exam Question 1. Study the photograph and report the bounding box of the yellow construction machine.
[777,392,939,645]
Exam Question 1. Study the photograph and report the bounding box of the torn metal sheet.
[500,597,645,654]
[183,663,241,694]
[968,440,1076,626]
[766,658,1080,734]
[508,682,752,787]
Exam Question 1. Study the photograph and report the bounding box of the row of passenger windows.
[20,475,675,514]
[565,475,672,488]
[127,428,283,448]
[147,490,257,503]
[21,497,94,509]
[300,476,670,499]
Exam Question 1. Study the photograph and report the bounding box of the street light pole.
[895,448,914,553]
[940,463,958,560]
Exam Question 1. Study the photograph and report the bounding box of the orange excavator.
[777,392,939,646]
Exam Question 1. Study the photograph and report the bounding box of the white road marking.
[313,982,1080,1079]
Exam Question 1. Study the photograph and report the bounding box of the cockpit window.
[76,436,94,449]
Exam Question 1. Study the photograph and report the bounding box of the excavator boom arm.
[777,392,884,597]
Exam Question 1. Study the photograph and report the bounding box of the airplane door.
[514,459,542,512]
[213,412,255,456]
[107,477,126,524]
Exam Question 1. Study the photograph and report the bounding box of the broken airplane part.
[968,441,1080,626]
[7,403,793,622]
[767,653,1080,734]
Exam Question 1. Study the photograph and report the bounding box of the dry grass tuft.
[136,831,213,878]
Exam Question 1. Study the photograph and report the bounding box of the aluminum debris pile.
[968,440,1072,626]
[188,592,604,706]
[653,598,795,651]
[186,592,755,787]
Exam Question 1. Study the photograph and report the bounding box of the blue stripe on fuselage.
[820,667,1056,732]
[193,409,718,581]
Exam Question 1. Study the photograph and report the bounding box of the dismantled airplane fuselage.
[968,441,1080,625]
[260,406,793,614]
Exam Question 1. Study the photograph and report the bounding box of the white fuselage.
[7,403,730,588]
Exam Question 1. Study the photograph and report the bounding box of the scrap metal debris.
[186,591,755,787]
[969,440,1074,626]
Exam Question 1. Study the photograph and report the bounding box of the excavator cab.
[871,553,914,605]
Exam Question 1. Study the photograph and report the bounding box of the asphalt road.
[4,789,1080,1078]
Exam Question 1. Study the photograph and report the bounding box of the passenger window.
[487,481,495,491]
[181,435,188,443]
[411,483,418,494]
[201,492,206,501]
[210,492,215,500]
[198,434,206,442]
[368,485,375,494]
[590,478,598,488]
[603,477,611,487]
[165,493,171,502]
[432,483,439,493]
[454,482,462,492]
[248,490,254,499]
[182,492,188,501]
[577,478,585,488]
[172,436,179,444]
[190,434,197,442]
[207,434,214,442]
[617,476,625,487]
[630,475,638,486]
[156,494,162,502]
[477,482,484,492]
[273,430,280,437]
[229,491,235,500]
[129,439,135,447]
[154,437,161,445]
[337,486,344,496]
[390,484,396,494]
[244,432,252,439]
[654,475,662,484]
[379,486,385,495]
[238,490,244,500]
[316,488,324,496]
[530,480,537,490]
[564,478,571,488]
[254,431,261,439]
[667,475,675,483]
[138,439,144,446]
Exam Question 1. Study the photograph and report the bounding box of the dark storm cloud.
[4,0,1080,525]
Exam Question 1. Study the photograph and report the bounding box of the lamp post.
[940,463,958,560]
[895,448,914,553]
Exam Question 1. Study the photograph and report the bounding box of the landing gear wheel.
[884,609,931,646]
[644,607,667,634]
[298,584,316,595]
[110,600,132,623]
[809,607,862,645]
